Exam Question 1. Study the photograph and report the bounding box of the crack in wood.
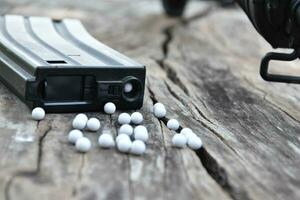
[196,148,250,200]
[192,102,214,125]
[156,5,214,97]
[147,83,169,200]
[161,28,172,60]
[72,154,86,197]
[156,59,190,96]
[156,29,188,95]
[162,80,241,159]
[267,100,300,124]
[163,80,184,103]
[148,82,242,199]
[197,97,209,111]
[243,76,300,125]
[4,123,52,200]
[36,125,52,173]
[148,84,185,199]
[164,80,214,125]
[149,7,254,199]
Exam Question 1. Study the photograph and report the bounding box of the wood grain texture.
[0,0,299,200]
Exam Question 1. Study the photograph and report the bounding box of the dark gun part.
[162,0,188,16]
[162,0,235,16]
[0,15,145,112]
[236,0,300,83]
[161,0,300,84]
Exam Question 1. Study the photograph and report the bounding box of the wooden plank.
[154,7,300,200]
[0,1,299,200]
[0,1,231,200]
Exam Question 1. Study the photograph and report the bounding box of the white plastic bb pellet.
[167,119,180,130]
[86,118,101,132]
[172,134,187,148]
[68,129,83,144]
[116,134,131,143]
[130,140,146,155]
[72,116,88,130]
[75,137,91,153]
[31,107,45,121]
[131,112,143,124]
[187,136,203,150]
[118,124,133,135]
[98,133,115,148]
[153,103,166,118]
[117,139,132,153]
[104,102,116,114]
[134,125,149,142]
[180,128,197,140]
[118,113,131,125]
[124,83,133,93]
[75,113,88,121]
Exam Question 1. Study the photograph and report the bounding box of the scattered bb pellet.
[180,128,196,139]
[131,112,143,124]
[31,107,45,121]
[172,134,187,148]
[116,134,131,144]
[68,129,83,144]
[130,140,146,155]
[72,116,88,130]
[134,125,149,142]
[104,102,116,114]
[86,118,101,132]
[75,137,91,153]
[153,102,166,118]
[98,133,115,149]
[75,113,88,122]
[117,139,132,153]
[124,83,133,93]
[119,124,133,135]
[118,113,131,125]
[187,136,203,150]
[167,119,180,130]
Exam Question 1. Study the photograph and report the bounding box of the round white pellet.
[187,136,203,150]
[118,113,131,125]
[172,134,187,148]
[86,118,101,132]
[124,83,133,93]
[130,140,146,155]
[131,112,143,124]
[31,107,45,121]
[119,124,133,135]
[117,139,132,153]
[134,125,149,142]
[75,137,91,153]
[167,119,180,130]
[98,133,115,148]
[104,102,116,114]
[68,129,83,144]
[116,134,131,143]
[75,113,88,121]
[180,128,197,139]
[72,117,87,130]
[153,103,166,118]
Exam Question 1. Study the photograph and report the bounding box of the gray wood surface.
[0,0,300,200]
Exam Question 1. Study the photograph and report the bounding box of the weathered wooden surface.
[0,0,300,200]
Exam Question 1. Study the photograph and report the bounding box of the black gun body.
[0,15,145,112]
